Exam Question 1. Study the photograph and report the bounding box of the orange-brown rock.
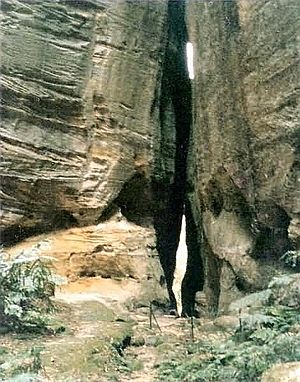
[8,212,167,306]
[261,362,300,382]
[1,0,171,306]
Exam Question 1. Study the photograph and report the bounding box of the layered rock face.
[186,0,299,310]
[1,0,170,304]
[8,213,165,307]
[1,0,299,313]
[1,0,167,235]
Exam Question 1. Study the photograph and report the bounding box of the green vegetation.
[157,287,300,382]
[280,249,300,270]
[0,242,58,333]
[0,297,137,381]
[0,345,43,381]
[0,242,139,381]
[1,242,299,382]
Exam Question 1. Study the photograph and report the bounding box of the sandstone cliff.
[186,0,299,310]
[1,0,299,313]
[1,0,170,305]
[1,0,167,233]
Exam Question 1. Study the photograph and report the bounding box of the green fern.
[0,242,59,332]
[157,303,300,382]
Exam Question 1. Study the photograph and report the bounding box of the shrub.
[157,305,300,382]
[280,250,300,270]
[0,241,57,332]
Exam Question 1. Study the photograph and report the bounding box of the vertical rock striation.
[186,0,299,310]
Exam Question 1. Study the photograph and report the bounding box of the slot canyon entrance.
[153,0,204,317]
[170,205,204,317]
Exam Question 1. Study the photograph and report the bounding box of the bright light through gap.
[186,42,194,80]
[173,214,188,315]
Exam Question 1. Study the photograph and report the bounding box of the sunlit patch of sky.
[186,42,194,80]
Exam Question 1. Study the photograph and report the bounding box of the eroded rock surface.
[1,0,168,234]
[1,0,171,305]
[1,0,299,314]
[8,212,167,306]
[186,0,300,310]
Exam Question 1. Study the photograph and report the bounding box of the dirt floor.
[0,277,229,382]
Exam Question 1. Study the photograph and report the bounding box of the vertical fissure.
[153,0,203,316]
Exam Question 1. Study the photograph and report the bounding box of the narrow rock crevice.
[153,0,203,316]
[181,200,204,317]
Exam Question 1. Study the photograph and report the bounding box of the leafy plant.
[280,250,300,269]
[157,304,300,382]
[0,346,44,381]
[0,241,57,332]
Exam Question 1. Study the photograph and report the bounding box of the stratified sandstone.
[7,212,167,306]
[1,0,167,233]
[1,0,169,305]
[186,0,299,310]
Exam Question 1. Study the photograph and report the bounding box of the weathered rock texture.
[8,212,166,306]
[1,0,167,234]
[0,0,198,314]
[186,0,299,311]
[0,0,170,304]
[1,0,299,313]
[261,362,300,382]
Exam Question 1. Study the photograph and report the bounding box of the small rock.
[0,326,10,335]
[213,315,240,330]
[289,324,300,334]
[228,290,272,313]
[269,274,300,308]
[145,336,164,347]
[135,307,149,315]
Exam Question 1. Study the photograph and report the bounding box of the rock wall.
[186,0,299,310]
[1,0,299,313]
[7,213,165,308]
[1,0,170,305]
[1,0,167,234]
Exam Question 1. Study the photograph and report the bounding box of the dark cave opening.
[97,168,154,228]
[153,0,204,317]
[114,173,153,227]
